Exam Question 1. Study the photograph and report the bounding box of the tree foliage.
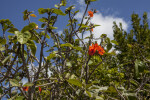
[0,0,150,100]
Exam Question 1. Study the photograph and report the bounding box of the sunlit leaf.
[111,40,118,45]
[85,90,92,97]
[38,17,48,22]
[53,8,66,16]
[15,31,31,44]
[10,79,20,87]
[60,43,73,48]
[61,0,67,6]
[95,96,104,100]
[38,8,48,14]
[67,79,82,87]
[54,4,59,8]
[66,61,72,67]
[47,53,56,60]
[23,82,34,87]
[2,54,12,65]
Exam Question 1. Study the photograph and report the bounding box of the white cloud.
[22,77,28,85]
[57,30,63,35]
[91,13,128,39]
[75,11,128,42]
[77,0,85,5]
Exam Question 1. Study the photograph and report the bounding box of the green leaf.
[2,54,12,65]
[99,86,108,91]
[94,24,101,27]
[95,96,104,100]
[130,79,139,87]
[101,34,107,38]
[134,60,139,77]
[21,26,30,33]
[0,37,6,44]
[65,73,71,79]
[8,28,18,34]
[38,17,48,22]
[67,79,82,87]
[61,0,67,6]
[66,5,75,11]
[15,96,24,100]
[53,8,66,16]
[85,90,92,97]
[0,46,5,51]
[106,86,117,93]
[66,61,72,67]
[111,40,118,45]
[75,10,79,14]
[15,31,31,44]
[123,92,136,97]
[41,23,46,28]
[78,24,89,28]
[40,32,50,39]
[60,43,73,48]
[88,60,93,65]
[54,4,59,8]
[21,23,37,33]
[23,82,34,87]
[38,8,48,14]
[49,26,58,30]
[47,53,56,60]
[22,9,29,21]
[127,44,132,48]
[73,46,82,51]
[28,23,38,29]
[107,43,112,51]
[10,79,20,87]
[27,40,37,56]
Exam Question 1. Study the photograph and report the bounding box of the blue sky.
[1,0,150,99]
[1,0,150,39]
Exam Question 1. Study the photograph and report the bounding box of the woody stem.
[85,56,91,84]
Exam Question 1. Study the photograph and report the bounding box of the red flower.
[88,43,105,56]
[23,86,29,91]
[88,10,94,17]
[88,43,96,56]
[39,86,42,92]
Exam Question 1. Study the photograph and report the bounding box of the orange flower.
[91,28,93,32]
[95,45,105,55]
[88,10,94,17]
[30,14,37,17]
[23,86,29,91]
[88,43,96,56]
[39,86,42,92]
[88,43,105,56]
